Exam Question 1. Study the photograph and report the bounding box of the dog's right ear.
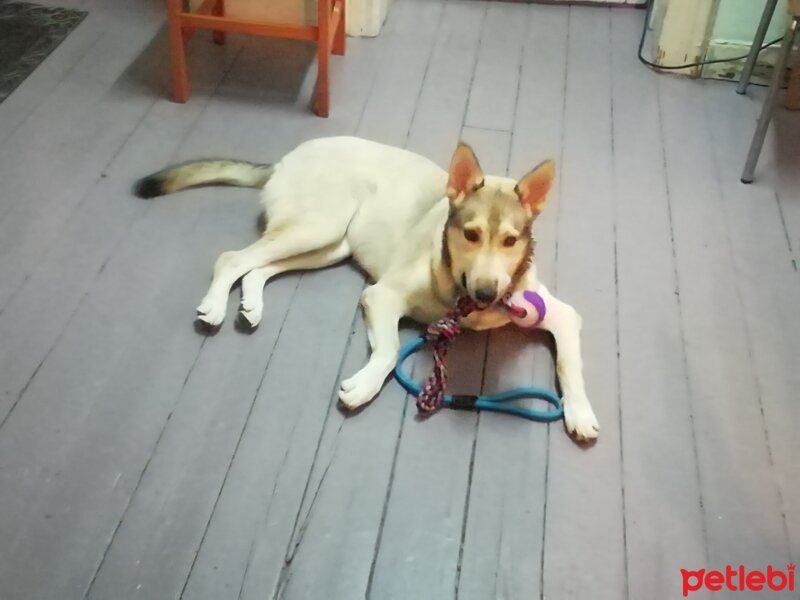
[447,143,484,204]
[515,159,555,216]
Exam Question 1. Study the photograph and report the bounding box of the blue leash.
[394,337,564,422]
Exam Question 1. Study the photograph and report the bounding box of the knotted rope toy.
[415,295,482,414]
[394,289,564,422]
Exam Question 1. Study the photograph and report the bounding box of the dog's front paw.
[338,367,384,410]
[239,297,263,328]
[196,294,226,327]
[563,395,599,442]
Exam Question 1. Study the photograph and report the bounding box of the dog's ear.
[515,160,555,216]
[447,143,484,203]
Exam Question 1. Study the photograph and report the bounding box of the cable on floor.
[637,0,783,72]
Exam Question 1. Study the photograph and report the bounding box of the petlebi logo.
[681,564,795,597]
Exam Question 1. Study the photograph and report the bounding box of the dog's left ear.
[515,159,555,216]
[447,143,484,203]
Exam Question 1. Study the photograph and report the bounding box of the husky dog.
[135,137,599,440]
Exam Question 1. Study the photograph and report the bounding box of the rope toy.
[416,296,481,414]
[394,290,563,422]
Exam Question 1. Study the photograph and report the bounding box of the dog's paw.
[196,295,226,327]
[563,396,599,442]
[338,368,383,409]
[239,298,263,328]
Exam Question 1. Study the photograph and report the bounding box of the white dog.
[135,137,599,440]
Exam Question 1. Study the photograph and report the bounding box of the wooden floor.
[0,0,799,598]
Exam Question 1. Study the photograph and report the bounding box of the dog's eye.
[503,236,517,247]
[464,229,480,243]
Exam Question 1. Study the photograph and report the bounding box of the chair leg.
[737,0,779,95]
[741,17,799,183]
[212,0,226,45]
[314,0,331,117]
[333,0,346,56]
[167,0,190,103]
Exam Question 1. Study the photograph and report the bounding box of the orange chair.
[166,0,346,117]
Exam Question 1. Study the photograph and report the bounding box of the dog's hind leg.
[339,283,407,409]
[197,218,349,327]
[238,239,351,327]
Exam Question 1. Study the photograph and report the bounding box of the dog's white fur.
[152,137,599,440]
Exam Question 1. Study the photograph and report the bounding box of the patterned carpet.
[0,0,86,103]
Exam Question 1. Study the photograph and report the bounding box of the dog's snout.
[474,287,497,304]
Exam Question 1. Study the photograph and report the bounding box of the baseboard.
[345,0,644,37]
[701,39,786,85]
[503,0,645,6]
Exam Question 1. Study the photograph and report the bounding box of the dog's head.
[442,142,554,306]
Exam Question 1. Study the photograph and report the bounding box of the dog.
[135,137,599,440]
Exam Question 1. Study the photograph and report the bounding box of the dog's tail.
[133,159,274,199]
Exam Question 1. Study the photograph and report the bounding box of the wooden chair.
[166,0,346,117]
[738,0,799,183]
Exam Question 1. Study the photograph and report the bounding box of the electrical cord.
[637,0,784,71]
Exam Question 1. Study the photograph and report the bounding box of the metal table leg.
[741,17,800,183]
[738,0,780,95]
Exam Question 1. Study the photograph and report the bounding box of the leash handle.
[395,337,564,422]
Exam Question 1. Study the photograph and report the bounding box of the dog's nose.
[474,287,497,304]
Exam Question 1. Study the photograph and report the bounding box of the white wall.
[711,0,789,45]
[704,0,791,82]
[650,0,792,82]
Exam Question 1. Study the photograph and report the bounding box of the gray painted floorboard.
[459,7,565,599]
[541,7,626,599]
[0,2,797,599]
[610,11,708,599]
[659,75,790,574]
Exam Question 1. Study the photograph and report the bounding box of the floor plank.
[703,81,800,565]
[458,6,567,599]
[0,27,174,309]
[541,7,626,599]
[274,322,416,600]
[460,126,510,176]
[406,0,486,167]
[611,11,707,598]
[0,180,223,600]
[356,0,447,146]
[464,0,527,132]
[659,74,790,571]
[0,36,244,426]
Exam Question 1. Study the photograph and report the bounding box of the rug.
[0,0,87,103]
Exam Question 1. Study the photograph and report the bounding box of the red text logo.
[681,564,795,596]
